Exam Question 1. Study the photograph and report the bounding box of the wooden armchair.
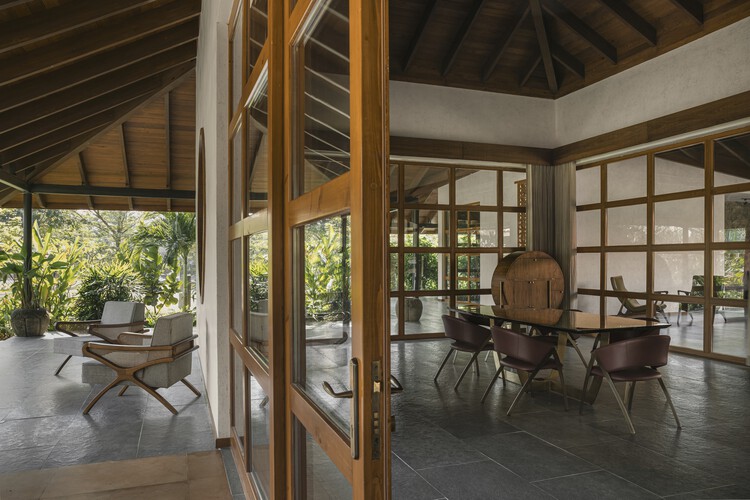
[81,312,200,415]
[52,301,146,375]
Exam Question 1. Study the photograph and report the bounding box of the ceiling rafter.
[550,42,584,79]
[0,21,198,114]
[599,0,657,46]
[0,1,30,10]
[529,0,558,93]
[0,167,29,192]
[482,6,530,82]
[403,0,441,73]
[119,124,134,210]
[520,55,542,87]
[77,152,95,210]
[668,0,704,25]
[35,193,46,209]
[441,0,489,76]
[30,184,195,200]
[0,0,156,55]
[718,141,750,169]
[165,92,172,212]
[542,0,617,63]
[0,0,200,88]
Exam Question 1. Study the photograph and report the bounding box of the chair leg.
[557,365,569,411]
[54,355,72,376]
[657,378,682,429]
[433,349,453,383]
[454,351,480,391]
[132,378,178,415]
[83,378,123,415]
[484,351,491,362]
[602,371,636,434]
[569,337,587,367]
[118,386,129,397]
[579,353,596,414]
[507,365,543,416]
[481,366,505,403]
[182,378,202,397]
[625,382,636,413]
[452,351,458,364]
[473,356,480,376]
[501,367,506,387]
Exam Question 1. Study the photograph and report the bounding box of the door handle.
[390,375,404,393]
[322,358,359,459]
[322,382,352,399]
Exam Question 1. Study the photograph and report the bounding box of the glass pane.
[233,352,246,454]
[403,209,449,248]
[293,0,350,196]
[457,292,494,307]
[714,192,750,243]
[655,144,705,195]
[231,11,243,112]
[576,210,600,247]
[389,210,399,247]
[503,170,527,207]
[389,253,398,291]
[456,169,497,205]
[660,300,704,350]
[713,250,746,299]
[404,253,449,291]
[607,204,646,245]
[456,253,497,292]
[503,212,523,248]
[247,79,269,215]
[576,166,600,205]
[294,215,351,432]
[457,210,497,248]
[576,294,600,314]
[607,252,646,293]
[712,304,747,358]
[247,0,268,73]
[607,156,646,201]
[390,297,399,335]
[232,238,243,338]
[714,133,750,187]
[249,374,270,498]
[403,165,450,205]
[231,128,243,224]
[389,164,399,205]
[248,232,269,359]
[576,253,600,289]
[295,420,352,499]
[654,197,704,244]
[403,296,449,334]
[653,251,704,296]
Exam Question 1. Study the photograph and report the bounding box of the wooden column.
[22,191,33,304]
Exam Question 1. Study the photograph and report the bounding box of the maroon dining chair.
[533,309,587,367]
[434,315,493,391]
[579,334,681,434]
[481,326,569,415]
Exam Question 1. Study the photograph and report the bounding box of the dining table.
[453,305,670,403]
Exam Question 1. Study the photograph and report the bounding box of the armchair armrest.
[83,341,172,368]
[117,332,153,345]
[89,320,146,343]
[54,319,100,337]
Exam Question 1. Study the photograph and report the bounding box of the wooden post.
[22,191,33,305]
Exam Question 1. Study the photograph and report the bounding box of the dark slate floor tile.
[43,435,140,468]
[391,416,485,470]
[0,415,73,451]
[534,470,660,500]
[418,460,555,500]
[663,483,750,499]
[0,445,54,474]
[391,454,443,500]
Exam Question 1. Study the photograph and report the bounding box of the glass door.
[285,0,390,497]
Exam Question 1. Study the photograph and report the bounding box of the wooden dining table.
[454,305,670,403]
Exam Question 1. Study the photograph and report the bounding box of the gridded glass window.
[248,374,270,498]
[655,144,705,195]
[247,231,269,360]
[607,156,646,201]
[403,253,450,291]
[576,253,600,289]
[714,133,750,188]
[457,210,497,248]
[403,165,450,205]
[231,127,244,224]
[456,169,497,206]
[232,238,243,339]
[576,210,600,247]
[576,166,600,205]
[714,192,750,243]
[653,251,704,296]
[607,252,646,293]
[246,78,269,215]
[403,296,449,335]
[402,209,449,248]
[233,352,246,454]
[231,8,244,112]
[654,198,704,244]
[247,0,268,74]
[502,170,527,207]
[607,204,647,245]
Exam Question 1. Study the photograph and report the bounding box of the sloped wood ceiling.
[390,0,750,98]
[0,0,200,212]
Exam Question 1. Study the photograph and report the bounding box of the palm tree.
[134,213,196,310]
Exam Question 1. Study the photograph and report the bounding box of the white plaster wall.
[196,0,233,439]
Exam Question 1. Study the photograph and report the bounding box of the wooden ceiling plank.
[402,0,441,73]
[0,0,157,55]
[529,0,558,94]
[0,0,200,87]
[599,0,657,46]
[165,92,172,212]
[668,0,703,25]
[542,0,617,63]
[77,152,94,209]
[0,61,195,149]
[482,6,530,82]
[0,21,198,114]
[519,54,542,87]
[441,0,489,76]
[0,167,29,192]
[550,42,585,79]
[0,1,30,10]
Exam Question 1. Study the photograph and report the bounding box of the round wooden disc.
[491,251,564,308]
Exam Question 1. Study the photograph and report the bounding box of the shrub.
[74,263,142,320]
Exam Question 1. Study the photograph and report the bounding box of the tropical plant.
[123,245,180,325]
[74,262,141,320]
[304,218,350,321]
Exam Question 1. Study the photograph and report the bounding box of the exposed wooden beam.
[0,1,30,10]
[520,54,542,87]
[402,0,440,73]
[599,0,657,46]
[441,0,488,76]
[0,167,29,192]
[119,124,134,210]
[718,141,750,169]
[550,42,585,79]
[482,7,530,82]
[30,184,195,200]
[165,93,172,212]
[77,152,94,210]
[542,0,617,63]
[668,0,703,25]
[0,62,194,149]
[0,0,156,55]
[35,193,46,209]
[0,21,198,114]
[0,0,200,87]
[529,0,557,93]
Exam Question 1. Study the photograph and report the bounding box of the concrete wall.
[196,0,233,439]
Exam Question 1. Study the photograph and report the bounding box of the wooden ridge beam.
[0,0,200,87]
[599,0,657,46]
[0,61,195,149]
[542,0,616,63]
[119,124,133,210]
[0,0,155,55]
[668,0,703,25]
[0,167,29,192]
[550,42,584,79]
[77,153,95,210]
[0,21,198,114]
[482,7,529,82]
[441,0,488,76]
[529,0,557,93]
[30,184,195,200]
[402,0,440,73]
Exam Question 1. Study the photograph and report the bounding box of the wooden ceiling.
[0,0,200,212]
[390,0,750,98]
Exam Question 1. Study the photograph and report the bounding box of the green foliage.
[247,233,269,312]
[304,218,350,321]
[74,263,141,320]
[403,235,438,291]
[122,245,180,325]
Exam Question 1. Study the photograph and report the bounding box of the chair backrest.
[595,334,670,372]
[458,311,490,327]
[441,315,491,348]
[491,326,554,365]
[141,312,195,388]
[690,275,725,297]
[609,316,661,343]
[100,301,146,325]
[149,312,194,348]
[610,276,642,311]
